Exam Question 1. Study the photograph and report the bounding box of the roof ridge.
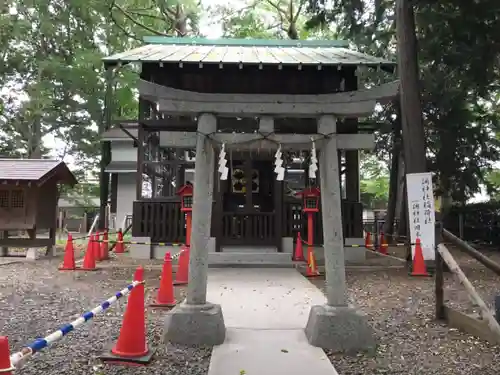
[142,36,349,48]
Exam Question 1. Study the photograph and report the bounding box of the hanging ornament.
[218,143,229,180]
[309,138,318,179]
[274,144,285,181]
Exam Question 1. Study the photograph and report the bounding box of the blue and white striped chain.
[9,280,144,369]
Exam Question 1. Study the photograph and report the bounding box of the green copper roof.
[103,37,396,69]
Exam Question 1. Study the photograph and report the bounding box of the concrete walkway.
[206,268,339,375]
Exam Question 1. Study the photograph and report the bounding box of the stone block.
[344,238,366,263]
[310,243,366,265]
[129,236,152,259]
[305,304,376,353]
[282,237,294,254]
[25,248,40,261]
[164,302,226,346]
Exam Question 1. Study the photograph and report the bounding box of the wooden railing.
[343,200,364,238]
[282,198,363,244]
[132,198,185,243]
[219,212,277,247]
[132,198,363,244]
[435,229,500,344]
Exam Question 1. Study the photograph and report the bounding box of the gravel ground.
[2,243,499,375]
[0,258,212,375]
[309,247,500,375]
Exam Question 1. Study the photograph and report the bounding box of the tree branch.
[265,0,287,32]
[265,0,287,16]
[126,9,168,21]
[108,2,145,43]
[207,2,261,26]
[293,0,307,22]
[112,1,170,36]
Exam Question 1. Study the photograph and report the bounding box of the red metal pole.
[186,212,192,247]
[307,212,314,253]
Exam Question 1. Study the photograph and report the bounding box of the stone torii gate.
[139,79,399,351]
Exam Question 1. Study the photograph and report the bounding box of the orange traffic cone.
[79,235,97,271]
[379,232,388,255]
[174,247,189,286]
[150,252,177,308]
[115,230,125,254]
[305,246,320,277]
[100,231,110,261]
[0,336,13,375]
[292,232,306,262]
[100,267,155,365]
[411,238,430,277]
[365,232,373,250]
[59,233,76,271]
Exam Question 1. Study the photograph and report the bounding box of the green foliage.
[359,152,389,209]
[1,0,203,191]
[109,0,202,39]
[60,181,100,206]
[484,169,500,201]
[207,0,339,40]
[305,0,500,202]
[2,0,500,208]
[1,0,112,166]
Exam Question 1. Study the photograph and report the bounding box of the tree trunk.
[398,180,408,239]
[395,148,405,215]
[396,0,426,174]
[383,106,402,242]
[28,117,42,159]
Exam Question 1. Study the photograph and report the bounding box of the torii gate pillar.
[304,115,376,352]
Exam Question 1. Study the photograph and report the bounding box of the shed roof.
[0,159,77,186]
[103,37,396,70]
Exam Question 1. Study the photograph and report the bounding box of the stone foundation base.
[163,301,226,346]
[305,304,376,353]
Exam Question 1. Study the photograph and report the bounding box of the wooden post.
[274,178,283,252]
[82,213,87,233]
[57,210,63,241]
[99,66,113,230]
[136,123,145,200]
[458,213,464,239]
[46,227,56,257]
[443,229,500,276]
[435,221,445,320]
[437,244,500,339]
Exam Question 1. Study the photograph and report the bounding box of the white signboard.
[406,172,435,260]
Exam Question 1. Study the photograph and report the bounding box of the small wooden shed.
[0,159,77,256]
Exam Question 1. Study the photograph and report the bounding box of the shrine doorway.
[215,153,282,251]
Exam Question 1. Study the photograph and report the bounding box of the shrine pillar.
[163,113,226,345]
[305,115,376,352]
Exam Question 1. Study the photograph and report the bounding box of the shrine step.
[221,246,278,253]
[208,252,294,268]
